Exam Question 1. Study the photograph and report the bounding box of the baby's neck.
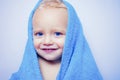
[39,58,61,80]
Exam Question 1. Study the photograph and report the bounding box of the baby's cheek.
[56,38,65,47]
[33,39,40,49]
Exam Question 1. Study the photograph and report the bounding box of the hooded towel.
[10,0,103,80]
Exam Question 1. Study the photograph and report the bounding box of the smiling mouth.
[41,48,58,53]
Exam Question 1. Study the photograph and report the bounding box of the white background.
[0,0,120,80]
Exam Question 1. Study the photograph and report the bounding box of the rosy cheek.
[55,38,65,48]
[33,39,40,49]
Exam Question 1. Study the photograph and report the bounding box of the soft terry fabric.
[10,0,103,80]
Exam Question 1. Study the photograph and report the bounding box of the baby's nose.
[43,36,53,46]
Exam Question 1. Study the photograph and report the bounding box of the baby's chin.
[38,55,61,63]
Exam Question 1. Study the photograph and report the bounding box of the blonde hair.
[38,0,67,9]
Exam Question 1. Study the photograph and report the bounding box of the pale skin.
[32,2,68,80]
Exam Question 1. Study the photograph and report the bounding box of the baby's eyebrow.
[52,28,66,32]
[33,29,43,33]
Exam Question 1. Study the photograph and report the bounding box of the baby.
[32,1,68,80]
[10,0,103,80]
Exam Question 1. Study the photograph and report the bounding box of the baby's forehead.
[33,8,68,23]
[35,7,67,15]
[33,4,68,20]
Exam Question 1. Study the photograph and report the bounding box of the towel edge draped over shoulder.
[10,0,103,80]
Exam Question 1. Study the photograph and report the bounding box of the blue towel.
[10,0,103,80]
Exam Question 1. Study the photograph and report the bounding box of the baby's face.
[32,7,68,62]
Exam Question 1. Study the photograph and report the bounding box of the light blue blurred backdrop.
[0,0,120,80]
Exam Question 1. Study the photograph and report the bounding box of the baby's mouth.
[41,48,58,53]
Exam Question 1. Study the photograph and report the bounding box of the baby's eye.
[36,32,43,37]
[54,32,63,37]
